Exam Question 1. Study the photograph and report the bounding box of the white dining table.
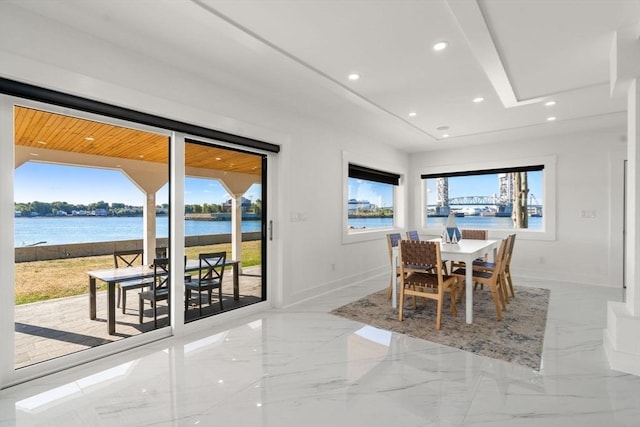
[392,238,499,324]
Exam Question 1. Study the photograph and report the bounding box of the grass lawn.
[14,241,261,305]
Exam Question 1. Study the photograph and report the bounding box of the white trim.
[0,95,16,387]
[414,155,557,241]
[342,150,406,244]
[1,96,273,388]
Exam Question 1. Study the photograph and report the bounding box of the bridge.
[447,196,503,206]
[428,195,543,217]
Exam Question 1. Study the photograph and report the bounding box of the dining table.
[88,258,240,335]
[392,238,498,324]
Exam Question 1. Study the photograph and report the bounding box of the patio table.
[88,258,240,335]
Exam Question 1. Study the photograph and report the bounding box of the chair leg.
[436,294,443,330]
[506,268,515,297]
[500,273,509,304]
[122,289,127,314]
[138,297,144,324]
[153,299,158,330]
[218,286,223,311]
[398,286,405,321]
[116,285,122,309]
[449,287,458,316]
[488,284,503,321]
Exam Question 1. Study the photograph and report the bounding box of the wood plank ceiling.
[14,106,262,175]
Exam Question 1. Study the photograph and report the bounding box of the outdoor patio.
[14,266,262,369]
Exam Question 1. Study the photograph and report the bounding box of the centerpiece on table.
[441,212,461,244]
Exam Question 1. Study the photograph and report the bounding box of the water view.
[15,217,262,247]
[349,216,542,231]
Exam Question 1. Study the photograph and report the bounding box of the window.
[422,165,544,230]
[347,164,399,232]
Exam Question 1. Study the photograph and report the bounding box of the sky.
[17,162,541,208]
[14,162,262,206]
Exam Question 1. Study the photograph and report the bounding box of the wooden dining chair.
[113,248,154,314]
[386,233,402,299]
[139,258,170,328]
[473,233,516,302]
[406,230,420,241]
[398,240,460,330]
[450,229,489,271]
[452,238,508,320]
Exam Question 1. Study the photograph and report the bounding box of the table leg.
[233,262,240,301]
[89,277,97,320]
[108,281,116,335]
[392,252,398,309]
[465,256,473,324]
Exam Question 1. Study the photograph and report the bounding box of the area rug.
[331,286,550,370]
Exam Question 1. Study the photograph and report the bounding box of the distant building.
[348,199,373,214]
[93,209,109,216]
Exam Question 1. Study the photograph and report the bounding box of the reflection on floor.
[3,275,640,426]
[14,267,262,368]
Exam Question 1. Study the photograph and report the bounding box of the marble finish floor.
[1,275,639,426]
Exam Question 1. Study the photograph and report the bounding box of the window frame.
[343,151,405,244]
[415,155,556,241]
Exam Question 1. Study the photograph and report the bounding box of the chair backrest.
[399,240,446,287]
[152,258,170,294]
[406,230,420,241]
[155,247,168,259]
[386,232,402,261]
[114,249,144,268]
[199,252,226,284]
[491,238,509,278]
[505,234,516,265]
[461,229,488,240]
[399,240,442,274]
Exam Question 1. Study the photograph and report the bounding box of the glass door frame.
[0,95,274,388]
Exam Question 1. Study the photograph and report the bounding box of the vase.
[442,212,461,244]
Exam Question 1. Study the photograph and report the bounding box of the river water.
[15,215,541,247]
[15,216,262,247]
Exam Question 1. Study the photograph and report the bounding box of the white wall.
[0,5,407,308]
[0,2,627,309]
[409,129,627,287]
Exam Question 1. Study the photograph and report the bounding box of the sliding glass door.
[183,140,266,323]
[12,104,171,369]
[0,89,274,388]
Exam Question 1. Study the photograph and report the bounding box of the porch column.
[231,195,243,271]
[143,192,157,264]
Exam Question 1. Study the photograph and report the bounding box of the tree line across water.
[15,198,262,217]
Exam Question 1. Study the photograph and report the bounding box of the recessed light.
[442,134,450,138]
[138,154,144,158]
[547,116,557,121]
[473,97,484,103]
[85,136,95,141]
[348,73,360,81]
[433,41,448,51]
[545,101,556,107]
[29,153,39,157]
[215,157,222,161]
[37,140,47,145]
[408,112,417,117]
[436,125,450,131]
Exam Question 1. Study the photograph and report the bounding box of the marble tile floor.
[1,275,639,427]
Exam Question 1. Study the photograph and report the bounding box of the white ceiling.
[7,0,640,152]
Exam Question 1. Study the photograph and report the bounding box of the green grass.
[14,241,261,305]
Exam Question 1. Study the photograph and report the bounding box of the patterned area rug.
[331,286,550,370]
